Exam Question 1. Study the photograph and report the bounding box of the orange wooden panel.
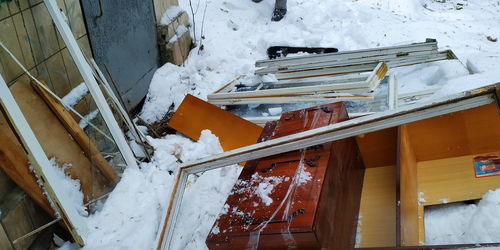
[168,94,263,152]
[406,103,500,161]
[399,125,419,246]
[356,127,398,168]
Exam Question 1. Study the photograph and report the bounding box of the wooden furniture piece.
[168,94,263,152]
[353,102,500,248]
[399,103,500,246]
[206,102,365,249]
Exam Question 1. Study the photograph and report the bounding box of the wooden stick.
[31,80,119,183]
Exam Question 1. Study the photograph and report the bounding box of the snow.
[160,6,184,25]
[61,82,88,108]
[74,130,240,250]
[169,25,189,44]
[141,0,500,124]
[425,189,500,245]
[71,0,500,249]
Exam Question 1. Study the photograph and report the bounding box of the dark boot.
[271,8,287,21]
[252,0,263,2]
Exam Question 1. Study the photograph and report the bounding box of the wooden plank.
[0,74,86,246]
[0,76,109,201]
[0,128,53,215]
[168,94,263,152]
[31,80,119,183]
[418,154,500,205]
[357,165,396,247]
[356,128,398,168]
[208,95,373,105]
[257,50,448,77]
[399,125,419,246]
[406,103,500,161]
[156,84,498,250]
[255,40,438,68]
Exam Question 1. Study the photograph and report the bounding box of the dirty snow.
[68,0,500,249]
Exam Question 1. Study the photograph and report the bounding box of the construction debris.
[168,95,263,153]
[155,83,500,250]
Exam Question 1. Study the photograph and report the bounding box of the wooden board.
[31,80,119,184]
[418,154,500,205]
[0,127,53,215]
[356,165,396,247]
[168,94,263,152]
[356,128,398,168]
[0,76,109,201]
[399,125,419,246]
[406,103,500,161]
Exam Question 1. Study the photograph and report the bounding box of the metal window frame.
[155,83,499,250]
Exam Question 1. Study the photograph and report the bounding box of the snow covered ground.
[65,0,500,249]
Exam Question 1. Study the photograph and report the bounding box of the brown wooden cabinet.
[206,103,365,249]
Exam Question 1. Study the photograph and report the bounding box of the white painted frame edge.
[44,0,138,169]
[0,74,87,246]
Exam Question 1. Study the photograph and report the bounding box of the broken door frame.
[155,83,500,250]
[44,0,138,169]
[0,74,86,246]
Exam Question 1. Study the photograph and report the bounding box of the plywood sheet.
[356,127,398,168]
[0,76,109,201]
[399,125,419,246]
[406,103,500,161]
[418,154,500,205]
[357,165,396,247]
[168,94,263,152]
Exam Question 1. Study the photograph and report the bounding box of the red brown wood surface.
[206,102,365,249]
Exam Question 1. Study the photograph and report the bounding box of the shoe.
[252,0,263,2]
[271,8,287,22]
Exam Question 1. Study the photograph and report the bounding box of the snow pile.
[425,189,500,245]
[61,82,88,108]
[141,0,500,123]
[79,130,241,250]
[47,158,88,218]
